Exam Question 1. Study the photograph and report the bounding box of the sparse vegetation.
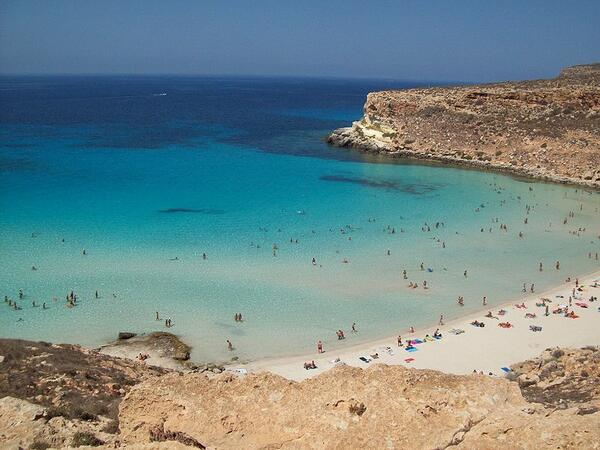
[71,431,104,447]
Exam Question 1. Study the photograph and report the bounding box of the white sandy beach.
[240,271,600,381]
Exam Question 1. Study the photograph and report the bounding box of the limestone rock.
[119,358,600,449]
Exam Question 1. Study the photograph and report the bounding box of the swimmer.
[227,339,234,351]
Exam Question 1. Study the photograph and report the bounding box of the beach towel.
[575,302,588,308]
[406,347,418,352]
[404,358,415,363]
[359,356,371,363]
[501,367,511,373]
[412,339,424,344]
[233,368,248,375]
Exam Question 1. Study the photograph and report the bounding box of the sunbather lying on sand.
[498,322,513,328]
[304,360,317,370]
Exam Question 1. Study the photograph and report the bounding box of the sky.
[1,0,599,82]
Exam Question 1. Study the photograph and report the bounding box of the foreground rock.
[120,348,600,449]
[328,63,600,188]
[0,339,169,448]
[1,340,599,449]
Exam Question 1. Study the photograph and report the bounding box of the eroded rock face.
[119,361,600,449]
[328,63,600,188]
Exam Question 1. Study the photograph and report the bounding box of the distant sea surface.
[1,76,599,363]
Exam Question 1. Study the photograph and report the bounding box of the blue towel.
[501,367,511,373]
[406,347,418,352]
[413,339,424,344]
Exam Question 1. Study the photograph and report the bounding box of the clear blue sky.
[1,0,599,82]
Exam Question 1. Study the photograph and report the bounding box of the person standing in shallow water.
[317,340,323,353]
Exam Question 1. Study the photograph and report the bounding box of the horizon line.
[0,72,474,85]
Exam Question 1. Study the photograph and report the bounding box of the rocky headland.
[2,338,599,449]
[327,63,600,188]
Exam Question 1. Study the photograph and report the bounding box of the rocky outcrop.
[100,332,193,370]
[328,63,600,188]
[510,346,600,412]
[2,341,599,449]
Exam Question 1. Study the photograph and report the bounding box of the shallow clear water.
[1,76,599,363]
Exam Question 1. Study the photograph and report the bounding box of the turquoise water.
[1,77,599,363]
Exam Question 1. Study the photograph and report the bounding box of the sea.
[1,75,599,363]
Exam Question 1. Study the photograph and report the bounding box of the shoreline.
[236,270,600,380]
[327,128,600,191]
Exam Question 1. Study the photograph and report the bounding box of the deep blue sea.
[1,76,599,363]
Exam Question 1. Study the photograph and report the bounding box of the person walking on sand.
[317,340,324,353]
[397,335,403,347]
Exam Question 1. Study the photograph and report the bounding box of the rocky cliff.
[2,339,599,449]
[328,64,600,188]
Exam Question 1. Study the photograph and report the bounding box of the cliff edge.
[328,64,600,188]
